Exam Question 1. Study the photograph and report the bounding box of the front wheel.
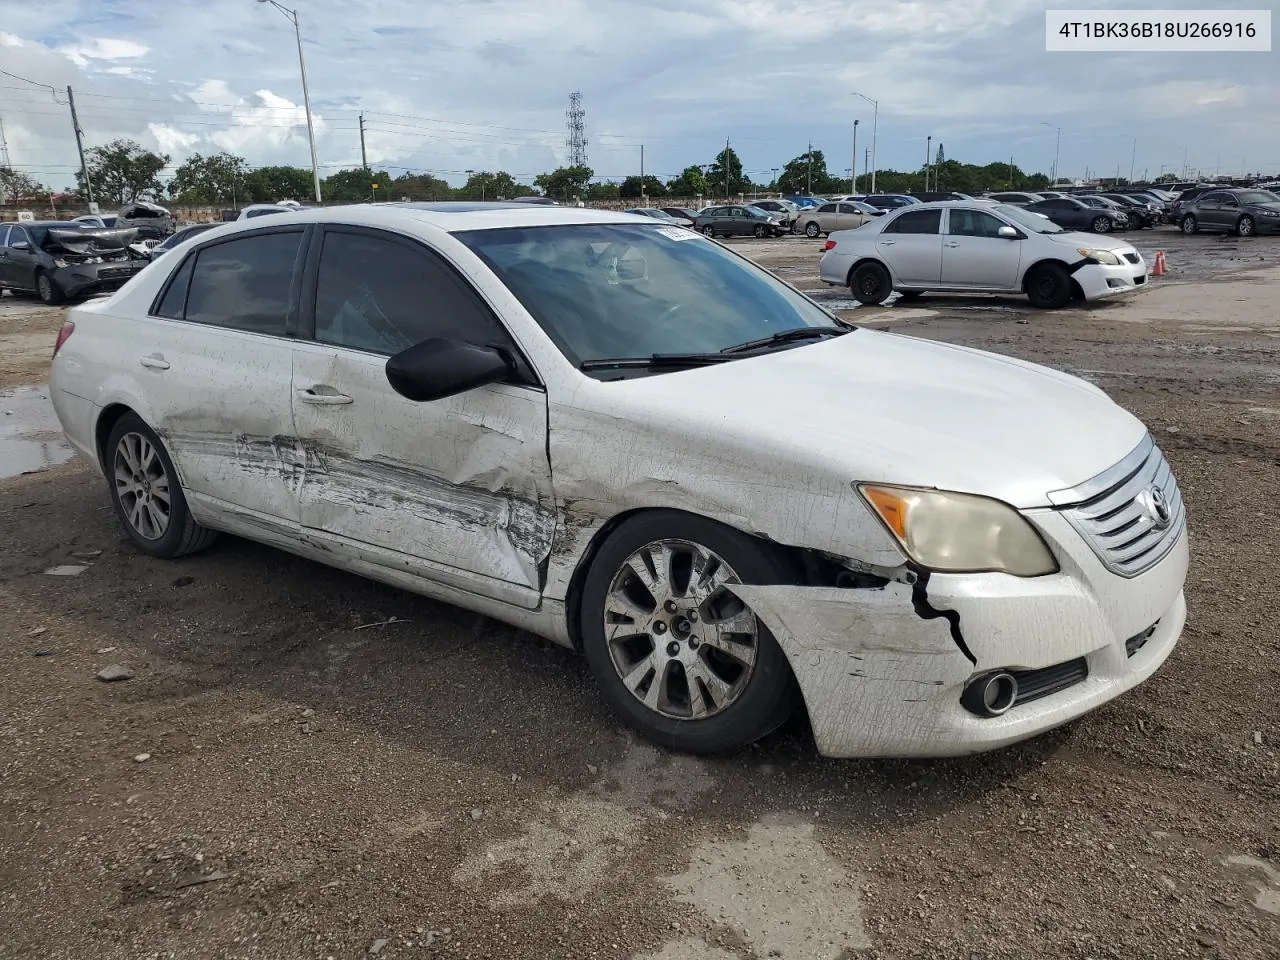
[1237,216,1256,237]
[850,261,893,305]
[1181,215,1198,235]
[1092,216,1112,234]
[36,271,64,305]
[1025,263,1072,309]
[752,224,767,238]
[579,512,797,754]
[804,221,821,238]
[105,413,219,559]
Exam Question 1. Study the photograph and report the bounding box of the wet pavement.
[0,385,74,479]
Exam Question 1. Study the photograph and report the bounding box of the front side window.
[313,229,512,356]
[882,209,941,234]
[183,231,302,335]
[455,223,841,370]
[948,209,1006,238]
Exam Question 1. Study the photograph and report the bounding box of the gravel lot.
[2,226,1279,960]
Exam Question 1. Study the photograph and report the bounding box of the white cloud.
[0,31,25,46]
[59,37,150,67]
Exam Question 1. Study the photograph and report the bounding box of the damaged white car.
[48,204,1188,758]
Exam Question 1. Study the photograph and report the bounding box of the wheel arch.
[1021,257,1086,303]
[844,256,894,288]
[94,403,140,471]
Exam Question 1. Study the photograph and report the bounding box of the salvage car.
[146,222,221,261]
[624,207,694,228]
[694,204,787,238]
[116,201,175,239]
[1177,188,1280,237]
[0,220,148,304]
[1024,197,1126,233]
[48,202,1187,759]
[820,201,1148,308]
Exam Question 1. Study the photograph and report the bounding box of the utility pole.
[1129,136,1137,182]
[925,135,931,193]
[259,1,322,204]
[640,144,645,198]
[66,86,94,208]
[358,112,373,200]
[806,140,812,195]
[853,93,879,193]
[724,136,730,199]
[0,115,10,170]
[851,119,858,193]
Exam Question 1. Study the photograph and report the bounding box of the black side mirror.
[385,338,514,403]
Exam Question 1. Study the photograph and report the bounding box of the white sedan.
[819,200,1149,308]
[48,203,1187,758]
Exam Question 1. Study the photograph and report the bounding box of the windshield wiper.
[719,325,850,354]
[579,353,733,371]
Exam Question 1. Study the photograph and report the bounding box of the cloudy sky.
[1,0,1276,191]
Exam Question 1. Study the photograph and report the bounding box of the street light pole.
[259,0,322,205]
[853,93,878,193]
[1128,135,1137,182]
[1040,122,1061,184]
[851,119,859,192]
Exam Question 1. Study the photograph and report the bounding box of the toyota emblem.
[1142,485,1172,529]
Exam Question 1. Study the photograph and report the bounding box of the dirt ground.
[2,226,1279,960]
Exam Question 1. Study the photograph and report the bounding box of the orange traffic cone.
[1152,251,1167,276]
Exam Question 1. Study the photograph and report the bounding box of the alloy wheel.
[113,431,172,540]
[602,539,759,721]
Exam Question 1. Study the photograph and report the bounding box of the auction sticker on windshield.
[655,227,701,241]
[1045,9,1271,51]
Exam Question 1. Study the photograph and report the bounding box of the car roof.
[217,202,647,233]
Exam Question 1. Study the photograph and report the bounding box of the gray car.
[794,201,878,238]
[1178,188,1280,237]
[694,205,786,239]
[0,221,148,304]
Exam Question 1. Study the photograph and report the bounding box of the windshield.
[1238,191,1279,205]
[455,223,842,371]
[995,204,1066,233]
[744,205,771,218]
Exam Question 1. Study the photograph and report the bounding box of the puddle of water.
[0,385,74,479]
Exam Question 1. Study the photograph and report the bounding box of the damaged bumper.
[1073,257,1148,301]
[729,514,1188,759]
[53,261,147,298]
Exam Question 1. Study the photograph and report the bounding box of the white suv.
[820,200,1148,308]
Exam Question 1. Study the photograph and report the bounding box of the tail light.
[823,240,837,251]
[53,320,75,358]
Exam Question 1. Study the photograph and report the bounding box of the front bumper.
[728,512,1188,759]
[54,262,147,298]
[1073,256,1148,300]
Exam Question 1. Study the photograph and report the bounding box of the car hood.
[1245,201,1280,213]
[604,329,1146,509]
[1042,230,1135,253]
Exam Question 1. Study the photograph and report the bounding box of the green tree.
[0,166,50,203]
[76,139,169,206]
[243,166,314,203]
[322,167,395,203]
[665,164,709,197]
[585,181,620,201]
[459,170,530,200]
[705,147,751,197]
[168,152,249,204]
[390,172,452,200]
[619,175,667,199]
[534,165,593,201]
[775,149,832,195]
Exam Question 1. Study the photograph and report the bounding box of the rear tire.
[804,222,821,238]
[850,262,893,305]
[701,225,716,238]
[105,413,219,559]
[1025,263,1072,309]
[579,511,797,754]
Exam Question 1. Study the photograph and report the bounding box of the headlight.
[1076,247,1120,265]
[857,484,1059,577]
[53,258,69,268]
[1259,210,1280,217]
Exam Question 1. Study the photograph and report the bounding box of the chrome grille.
[1048,434,1186,578]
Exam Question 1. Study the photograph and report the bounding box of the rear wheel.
[1181,215,1198,235]
[850,262,892,305]
[1237,216,1256,237]
[701,225,716,238]
[804,221,822,238]
[579,511,797,754]
[1025,263,1072,309]
[36,270,64,305]
[105,413,218,559]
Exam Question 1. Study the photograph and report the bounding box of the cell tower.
[0,115,10,169]
[566,91,588,167]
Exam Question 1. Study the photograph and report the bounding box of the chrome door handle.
[296,388,353,405]
[139,356,170,369]
[879,240,896,245]
[944,241,960,247]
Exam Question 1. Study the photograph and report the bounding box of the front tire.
[1181,215,1198,235]
[36,271,64,305]
[753,224,767,238]
[1092,216,1112,234]
[804,221,822,239]
[1237,216,1256,237]
[1025,263,1072,309]
[579,512,797,754]
[850,261,893,305]
[105,413,218,559]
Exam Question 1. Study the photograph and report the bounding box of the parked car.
[116,201,175,239]
[1076,195,1133,228]
[0,221,148,304]
[819,201,1148,308]
[982,192,1046,206]
[794,201,878,238]
[1097,194,1161,227]
[1024,197,1126,234]
[146,222,222,261]
[748,198,799,228]
[73,214,119,229]
[237,203,298,221]
[624,208,694,228]
[694,204,786,238]
[660,206,700,222]
[860,194,921,211]
[509,196,558,205]
[1177,188,1280,236]
[913,192,975,202]
[47,201,1188,759]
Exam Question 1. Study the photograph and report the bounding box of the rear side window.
[183,231,303,335]
[153,255,195,320]
[883,210,942,234]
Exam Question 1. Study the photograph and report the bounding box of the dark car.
[1170,185,1225,221]
[0,221,148,304]
[860,194,920,211]
[913,191,975,202]
[1177,188,1280,237]
[1076,195,1134,227]
[748,198,798,228]
[147,222,221,261]
[983,191,1046,206]
[1098,193,1162,227]
[1025,197,1126,234]
[694,204,786,238]
[661,206,700,222]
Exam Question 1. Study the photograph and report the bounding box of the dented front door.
[288,343,555,607]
